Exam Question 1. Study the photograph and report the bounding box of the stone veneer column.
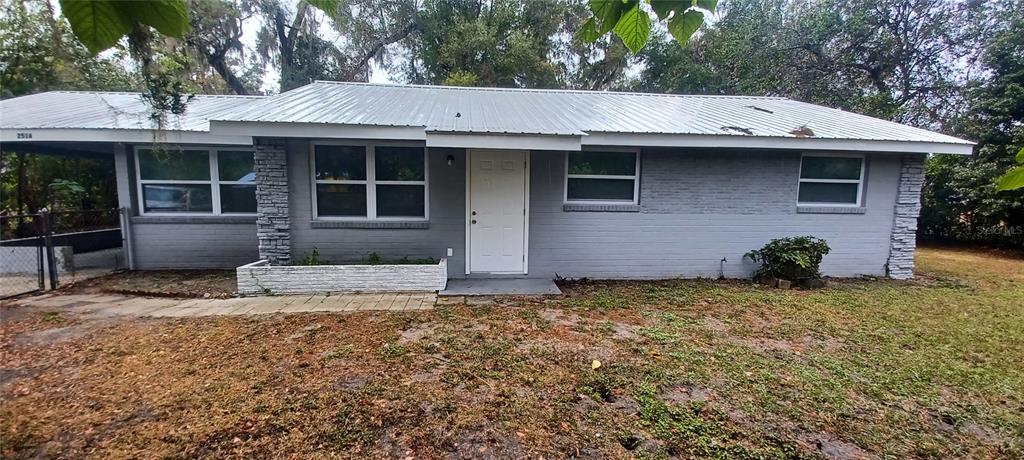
[254,138,290,265]
[886,153,926,279]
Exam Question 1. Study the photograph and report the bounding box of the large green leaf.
[60,0,133,53]
[996,166,1024,191]
[120,0,189,38]
[667,9,703,45]
[613,2,651,53]
[576,17,602,43]
[589,0,627,34]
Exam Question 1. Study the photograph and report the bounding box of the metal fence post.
[41,209,59,290]
[37,244,45,290]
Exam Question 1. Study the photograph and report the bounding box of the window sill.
[131,215,257,224]
[310,220,430,229]
[562,203,640,213]
[796,206,866,214]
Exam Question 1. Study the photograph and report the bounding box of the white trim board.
[426,132,582,151]
[581,132,973,155]
[1,128,252,145]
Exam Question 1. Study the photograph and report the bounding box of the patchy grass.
[1,247,1022,458]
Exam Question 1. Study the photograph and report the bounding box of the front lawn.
[2,247,1021,458]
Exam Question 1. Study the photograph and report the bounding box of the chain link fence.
[1,209,125,299]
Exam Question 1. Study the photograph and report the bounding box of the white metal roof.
[0,91,263,132]
[1,83,973,153]
[217,81,973,147]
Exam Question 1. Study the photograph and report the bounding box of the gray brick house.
[0,82,972,280]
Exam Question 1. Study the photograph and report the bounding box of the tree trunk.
[206,51,249,95]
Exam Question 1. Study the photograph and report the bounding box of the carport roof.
[0,91,262,132]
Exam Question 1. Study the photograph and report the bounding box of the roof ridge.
[307,80,790,100]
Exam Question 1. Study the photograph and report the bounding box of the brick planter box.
[236,258,448,295]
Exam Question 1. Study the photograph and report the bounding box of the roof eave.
[582,132,974,155]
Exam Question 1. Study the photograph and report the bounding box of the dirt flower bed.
[1,247,1022,458]
[61,270,237,298]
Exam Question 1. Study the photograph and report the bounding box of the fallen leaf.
[591,360,601,370]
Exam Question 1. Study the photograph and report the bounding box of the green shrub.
[299,248,329,266]
[363,252,382,265]
[744,236,831,281]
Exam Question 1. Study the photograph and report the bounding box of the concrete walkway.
[8,292,436,317]
[440,278,561,296]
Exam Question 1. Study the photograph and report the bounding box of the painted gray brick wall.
[527,149,901,279]
[886,153,926,279]
[287,140,467,277]
[641,149,800,214]
[255,139,291,265]
[130,220,258,269]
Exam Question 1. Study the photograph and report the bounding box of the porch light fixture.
[447,154,455,166]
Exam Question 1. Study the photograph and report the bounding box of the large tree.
[920,0,1024,247]
[398,0,572,88]
[634,0,982,129]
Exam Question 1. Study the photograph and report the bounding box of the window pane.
[376,185,425,217]
[218,150,255,182]
[220,184,256,213]
[800,157,862,180]
[142,184,212,213]
[567,178,635,201]
[138,149,209,180]
[568,152,636,176]
[798,182,859,204]
[316,184,367,216]
[315,145,366,181]
[376,146,425,181]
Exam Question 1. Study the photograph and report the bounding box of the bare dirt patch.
[796,431,874,460]
[61,270,237,298]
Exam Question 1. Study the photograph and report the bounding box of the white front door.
[468,149,527,274]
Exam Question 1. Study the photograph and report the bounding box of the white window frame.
[796,152,866,207]
[310,140,429,221]
[563,149,641,205]
[134,146,256,216]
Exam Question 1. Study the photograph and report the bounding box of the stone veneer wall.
[254,139,291,265]
[886,153,926,279]
[236,259,448,295]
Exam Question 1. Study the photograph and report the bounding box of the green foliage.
[363,252,382,265]
[299,248,330,266]
[0,151,117,215]
[403,0,568,88]
[996,147,1024,190]
[745,236,831,281]
[59,0,189,54]
[579,0,717,52]
[0,1,138,98]
[920,1,1024,247]
[48,179,86,210]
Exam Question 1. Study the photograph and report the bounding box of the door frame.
[465,149,530,275]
